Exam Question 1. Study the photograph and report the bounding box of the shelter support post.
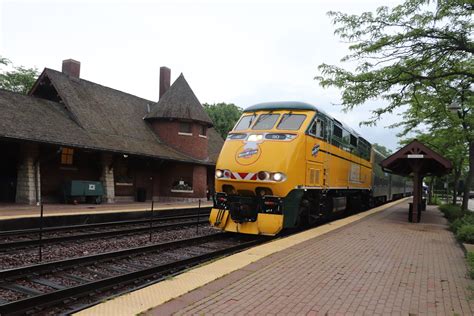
[411,171,423,223]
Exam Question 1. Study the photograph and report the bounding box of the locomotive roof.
[244,101,364,140]
[244,101,320,112]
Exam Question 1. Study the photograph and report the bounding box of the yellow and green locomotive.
[209,101,410,235]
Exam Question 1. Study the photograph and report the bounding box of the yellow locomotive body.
[209,101,374,235]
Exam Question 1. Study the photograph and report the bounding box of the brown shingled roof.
[145,74,213,126]
[0,89,93,148]
[5,68,223,164]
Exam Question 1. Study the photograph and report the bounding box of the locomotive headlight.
[272,172,286,182]
[247,134,263,142]
[215,169,224,178]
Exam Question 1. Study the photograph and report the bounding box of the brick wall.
[150,120,209,160]
[158,162,207,199]
[41,148,101,202]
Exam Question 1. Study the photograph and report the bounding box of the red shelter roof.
[381,140,452,177]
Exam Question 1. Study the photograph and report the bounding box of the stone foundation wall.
[100,153,115,203]
[16,144,40,205]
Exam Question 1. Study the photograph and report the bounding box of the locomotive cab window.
[308,118,327,139]
[277,114,306,130]
[252,114,280,130]
[234,115,256,131]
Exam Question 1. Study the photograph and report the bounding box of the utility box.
[63,180,104,204]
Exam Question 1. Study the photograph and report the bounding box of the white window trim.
[199,134,207,138]
[170,189,194,193]
[178,132,193,136]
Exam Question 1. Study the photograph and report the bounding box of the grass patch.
[451,214,474,233]
[457,225,474,244]
[439,204,464,222]
[468,252,474,279]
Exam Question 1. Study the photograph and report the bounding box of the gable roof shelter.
[381,140,452,223]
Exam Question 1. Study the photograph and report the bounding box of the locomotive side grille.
[309,169,320,185]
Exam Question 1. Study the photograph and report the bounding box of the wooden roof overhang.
[380,140,452,177]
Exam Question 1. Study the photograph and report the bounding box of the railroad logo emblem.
[235,144,261,165]
[312,144,320,157]
[238,148,259,159]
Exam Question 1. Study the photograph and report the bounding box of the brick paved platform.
[148,203,474,315]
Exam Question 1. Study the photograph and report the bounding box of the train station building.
[0,59,224,205]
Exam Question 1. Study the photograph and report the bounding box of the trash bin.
[136,188,146,202]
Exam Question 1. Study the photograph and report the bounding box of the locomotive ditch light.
[258,171,270,181]
[215,169,224,178]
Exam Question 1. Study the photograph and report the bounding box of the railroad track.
[0,211,211,251]
[0,233,266,315]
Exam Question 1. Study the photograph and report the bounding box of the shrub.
[456,224,474,244]
[451,214,474,233]
[467,252,474,279]
[439,204,464,222]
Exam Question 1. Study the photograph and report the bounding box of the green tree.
[203,102,243,139]
[0,56,39,94]
[316,0,473,210]
[372,143,393,157]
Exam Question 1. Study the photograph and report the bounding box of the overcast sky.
[1,0,406,150]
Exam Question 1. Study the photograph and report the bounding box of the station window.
[171,177,193,192]
[60,147,74,165]
[179,122,192,134]
[200,125,207,137]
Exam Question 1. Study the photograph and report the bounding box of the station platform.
[0,200,212,221]
[76,199,474,316]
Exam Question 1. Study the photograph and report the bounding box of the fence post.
[149,200,154,242]
[39,203,44,262]
[196,199,201,234]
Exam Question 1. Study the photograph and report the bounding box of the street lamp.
[447,100,462,114]
[447,85,472,119]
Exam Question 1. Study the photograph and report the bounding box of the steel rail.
[0,233,226,280]
[0,218,210,250]
[0,208,211,237]
[0,235,264,315]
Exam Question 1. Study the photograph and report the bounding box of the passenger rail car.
[209,102,411,235]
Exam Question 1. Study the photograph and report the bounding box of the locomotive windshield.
[234,114,256,131]
[252,114,280,130]
[277,114,306,130]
